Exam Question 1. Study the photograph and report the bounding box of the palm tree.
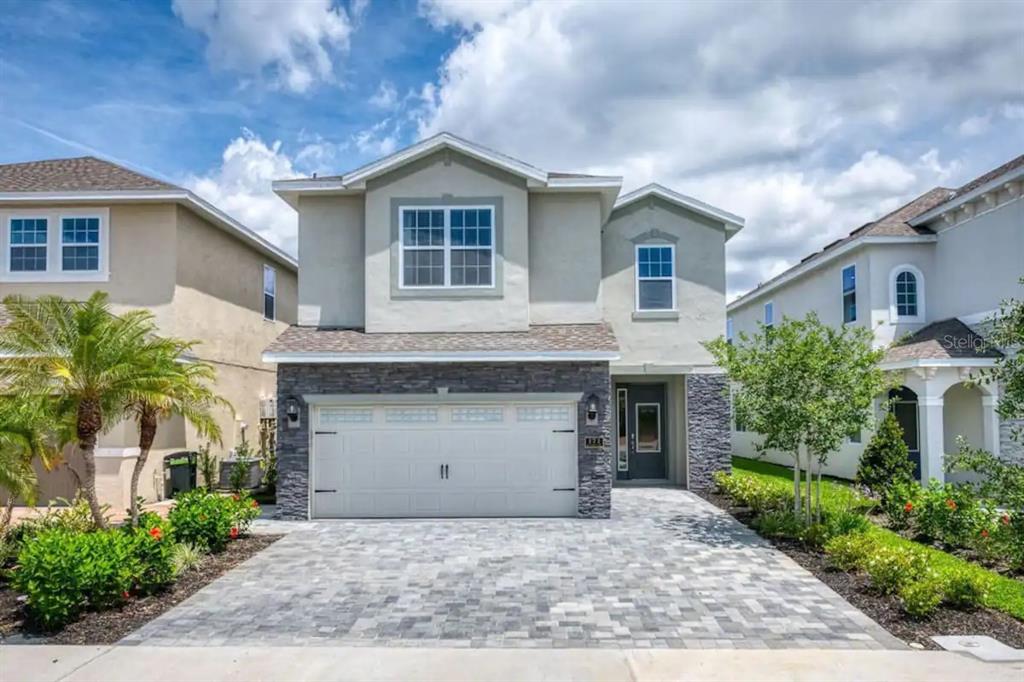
[0,292,168,528]
[0,396,60,529]
[124,339,231,526]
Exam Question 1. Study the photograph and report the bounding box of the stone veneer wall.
[685,373,731,490]
[1001,418,1024,465]
[276,362,612,520]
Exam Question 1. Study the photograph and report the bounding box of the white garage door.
[311,400,579,518]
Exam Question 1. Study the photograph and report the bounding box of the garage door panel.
[313,400,578,518]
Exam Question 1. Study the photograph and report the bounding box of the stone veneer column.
[275,362,612,520]
[685,373,731,490]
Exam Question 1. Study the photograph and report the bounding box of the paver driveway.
[123,489,902,649]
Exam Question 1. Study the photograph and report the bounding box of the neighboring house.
[728,154,1023,482]
[265,133,742,519]
[0,156,297,511]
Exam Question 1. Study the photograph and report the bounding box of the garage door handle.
[553,487,576,492]
[314,489,336,493]
[552,429,575,433]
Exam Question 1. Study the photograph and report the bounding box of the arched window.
[895,271,917,317]
[889,264,925,322]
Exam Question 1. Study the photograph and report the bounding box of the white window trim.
[397,205,496,290]
[616,387,629,471]
[263,264,277,321]
[763,300,775,327]
[634,401,662,453]
[634,243,677,312]
[888,263,925,323]
[841,263,857,324]
[1,208,109,282]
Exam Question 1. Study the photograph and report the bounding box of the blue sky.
[1,0,1022,297]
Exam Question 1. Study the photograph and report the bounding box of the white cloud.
[369,80,398,110]
[823,151,917,199]
[353,119,398,156]
[958,112,993,136]
[172,0,353,93]
[183,129,300,255]
[410,0,1020,297]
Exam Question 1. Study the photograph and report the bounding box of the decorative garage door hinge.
[552,488,576,492]
[314,489,337,493]
[314,431,337,435]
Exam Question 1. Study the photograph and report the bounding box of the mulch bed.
[0,534,282,645]
[700,491,1024,651]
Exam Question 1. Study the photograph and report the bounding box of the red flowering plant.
[168,489,235,552]
[131,512,176,592]
[881,481,920,532]
[226,491,261,538]
[914,481,986,548]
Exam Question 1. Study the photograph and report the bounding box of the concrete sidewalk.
[4,646,1023,682]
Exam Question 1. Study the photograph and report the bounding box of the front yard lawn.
[731,456,1024,621]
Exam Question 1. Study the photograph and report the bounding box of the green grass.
[731,456,871,513]
[731,456,1024,621]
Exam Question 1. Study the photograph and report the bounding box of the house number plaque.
[584,436,605,448]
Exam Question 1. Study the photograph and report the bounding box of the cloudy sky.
[2,0,1022,298]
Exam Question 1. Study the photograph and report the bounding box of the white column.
[982,395,1001,458]
[918,396,945,484]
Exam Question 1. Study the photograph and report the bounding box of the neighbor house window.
[895,271,918,317]
[726,318,734,345]
[61,217,100,271]
[842,264,856,323]
[399,206,494,288]
[763,301,774,330]
[9,218,48,272]
[635,244,675,311]
[263,265,276,321]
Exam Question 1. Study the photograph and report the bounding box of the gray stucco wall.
[276,362,613,519]
[296,195,365,327]
[685,373,731,489]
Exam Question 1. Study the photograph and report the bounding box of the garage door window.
[517,405,572,422]
[451,406,504,423]
[386,407,438,423]
[320,408,374,424]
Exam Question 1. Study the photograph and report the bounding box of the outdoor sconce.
[585,394,600,425]
[285,397,301,429]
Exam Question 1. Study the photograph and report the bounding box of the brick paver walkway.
[122,488,902,649]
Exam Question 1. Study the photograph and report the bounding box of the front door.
[615,383,667,480]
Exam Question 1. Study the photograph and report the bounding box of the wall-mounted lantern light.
[285,397,301,429]
[585,394,600,425]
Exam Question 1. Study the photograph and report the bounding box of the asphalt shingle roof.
[265,323,619,355]
[949,153,1024,200]
[0,156,179,193]
[884,318,1003,363]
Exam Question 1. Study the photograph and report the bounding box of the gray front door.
[616,383,668,480]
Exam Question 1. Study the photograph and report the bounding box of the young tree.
[856,412,914,501]
[706,312,887,524]
[0,293,167,528]
[982,276,1024,433]
[124,339,230,526]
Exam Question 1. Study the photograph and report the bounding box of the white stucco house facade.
[727,153,1023,483]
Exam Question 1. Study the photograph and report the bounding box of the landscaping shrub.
[915,481,987,548]
[169,489,236,552]
[824,508,872,538]
[196,442,219,490]
[168,489,259,552]
[899,578,944,618]
[942,567,989,610]
[801,523,831,548]
[131,513,175,593]
[752,510,804,538]
[881,480,921,532]
[856,412,915,502]
[863,545,927,594]
[824,533,877,571]
[14,529,141,629]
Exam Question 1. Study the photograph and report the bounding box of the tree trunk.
[815,460,823,524]
[792,449,801,515]
[77,398,107,529]
[0,496,14,532]
[805,449,813,524]
[129,405,159,527]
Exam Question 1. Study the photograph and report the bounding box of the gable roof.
[910,152,1024,226]
[882,318,1002,365]
[0,156,178,192]
[612,183,745,238]
[0,156,296,271]
[728,187,951,310]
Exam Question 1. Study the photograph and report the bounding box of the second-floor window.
[842,264,856,323]
[61,217,100,271]
[635,244,676,311]
[763,301,774,330]
[9,218,48,272]
[726,317,734,345]
[263,264,276,321]
[895,270,918,317]
[399,206,495,288]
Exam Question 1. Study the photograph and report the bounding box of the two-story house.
[265,133,741,519]
[728,154,1023,483]
[0,156,297,511]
